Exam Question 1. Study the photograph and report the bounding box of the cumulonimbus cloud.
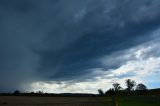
[0,0,160,92]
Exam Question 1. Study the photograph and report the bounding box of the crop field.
[0,96,112,106]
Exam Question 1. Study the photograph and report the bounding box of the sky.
[0,0,160,93]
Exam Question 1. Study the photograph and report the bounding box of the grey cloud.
[35,0,160,80]
[1,0,160,92]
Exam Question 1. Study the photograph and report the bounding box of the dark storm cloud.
[0,0,160,92]
[34,0,160,80]
[0,0,34,13]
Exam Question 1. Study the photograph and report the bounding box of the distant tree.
[112,83,122,92]
[136,83,148,95]
[98,89,104,96]
[30,92,35,94]
[125,79,136,91]
[136,83,147,91]
[37,91,43,94]
[105,88,115,96]
[13,90,20,95]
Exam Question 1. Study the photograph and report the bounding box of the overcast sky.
[0,0,160,93]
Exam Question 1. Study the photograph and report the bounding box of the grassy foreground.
[116,95,160,106]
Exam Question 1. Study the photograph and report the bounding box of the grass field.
[0,96,111,106]
[118,95,160,106]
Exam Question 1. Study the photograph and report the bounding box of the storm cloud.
[0,0,160,92]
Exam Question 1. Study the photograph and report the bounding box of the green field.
[116,95,160,106]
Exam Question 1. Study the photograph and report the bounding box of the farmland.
[0,96,111,106]
[0,95,160,106]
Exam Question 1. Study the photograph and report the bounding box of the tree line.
[98,79,148,96]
